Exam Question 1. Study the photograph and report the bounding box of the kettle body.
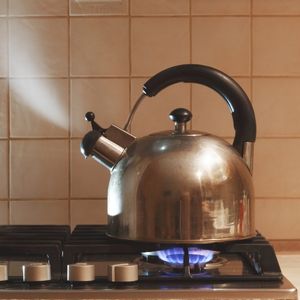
[107,132,255,243]
[81,64,256,244]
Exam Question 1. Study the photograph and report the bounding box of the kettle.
[81,64,256,244]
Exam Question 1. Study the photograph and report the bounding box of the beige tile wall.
[0,0,300,246]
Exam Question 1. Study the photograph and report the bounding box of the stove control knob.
[22,263,51,282]
[67,263,95,282]
[0,263,8,281]
[108,263,138,282]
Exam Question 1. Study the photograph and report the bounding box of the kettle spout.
[80,112,136,170]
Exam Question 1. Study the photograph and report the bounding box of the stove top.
[0,225,297,300]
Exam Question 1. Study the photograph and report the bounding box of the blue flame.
[155,248,215,265]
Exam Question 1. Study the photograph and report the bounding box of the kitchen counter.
[277,252,300,297]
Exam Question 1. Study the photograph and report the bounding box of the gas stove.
[0,225,297,300]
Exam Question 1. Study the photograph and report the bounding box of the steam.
[9,17,68,134]
[10,79,68,133]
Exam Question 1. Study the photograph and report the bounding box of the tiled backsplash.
[0,0,300,247]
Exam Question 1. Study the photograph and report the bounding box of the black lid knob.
[169,108,192,124]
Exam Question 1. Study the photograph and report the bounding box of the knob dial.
[107,263,138,282]
[0,263,8,281]
[67,263,95,282]
[22,263,51,282]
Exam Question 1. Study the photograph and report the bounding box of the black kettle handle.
[143,64,256,155]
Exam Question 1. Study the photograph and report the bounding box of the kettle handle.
[143,64,256,155]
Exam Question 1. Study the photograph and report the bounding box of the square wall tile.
[10,140,69,199]
[131,17,189,76]
[253,17,300,76]
[70,18,129,76]
[0,79,8,137]
[255,199,300,239]
[131,78,190,137]
[10,79,69,138]
[253,138,300,198]
[0,0,7,16]
[71,140,110,198]
[131,0,189,16]
[192,17,250,76]
[0,200,8,224]
[253,78,300,137]
[9,0,68,16]
[70,199,107,229]
[253,0,300,15]
[9,18,68,77]
[70,0,128,15]
[0,141,8,199]
[0,18,7,77]
[192,78,250,138]
[191,0,250,15]
[10,200,69,224]
[71,78,129,137]
[277,255,300,290]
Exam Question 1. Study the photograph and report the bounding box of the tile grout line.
[5,75,300,79]
[6,196,300,201]
[67,0,72,227]
[189,0,192,130]
[128,0,132,133]
[5,14,300,18]
[250,0,253,103]
[8,198,107,201]
[5,135,300,140]
[6,0,10,224]
[256,197,300,200]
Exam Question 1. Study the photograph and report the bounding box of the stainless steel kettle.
[81,64,256,244]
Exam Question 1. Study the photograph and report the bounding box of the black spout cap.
[80,130,102,158]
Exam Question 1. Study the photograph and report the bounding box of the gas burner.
[137,253,227,278]
[139,251,226,278]
[141,247,219,278]
[142,248,217,267]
